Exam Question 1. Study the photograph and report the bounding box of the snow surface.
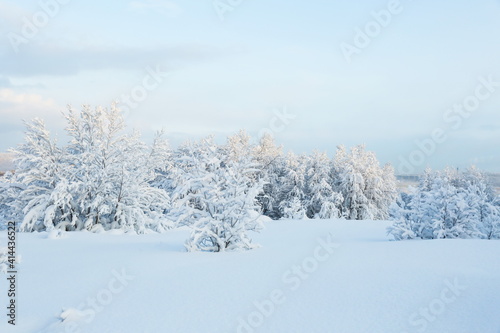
[1,219,499,333]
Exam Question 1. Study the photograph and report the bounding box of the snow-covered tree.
[387,191,417,240]
[378,164,398,218]
[333,145,397,220]
[10,118,68,232]
[226,129,254,162]
[459,167,500,239]
[0,171,23,229]
[252,133,284,219]
[304,151,342,219]
[388,167,500,240]
[148,131,175,197]
[171,137,265,252]
[279,153,308,219]
[8,105,172,233]
[252,133,283,166]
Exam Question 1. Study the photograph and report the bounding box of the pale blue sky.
[1,0,499,173]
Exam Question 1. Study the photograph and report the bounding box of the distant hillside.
[397,173,500,194]
[0,153,14,174]
[396,175,419,192]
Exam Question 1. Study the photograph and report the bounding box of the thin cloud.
[0,43,233,77]
[0,76,46,89]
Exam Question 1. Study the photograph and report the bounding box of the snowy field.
[1,219,500,333]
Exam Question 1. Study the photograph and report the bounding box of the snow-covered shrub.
[170,137,265,252]
[7,104,172,233]
[388,167,500,240]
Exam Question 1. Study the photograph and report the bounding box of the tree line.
[0,105,398,251]
[0,105,498,251]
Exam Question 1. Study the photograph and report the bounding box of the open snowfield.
[1,219,500,333]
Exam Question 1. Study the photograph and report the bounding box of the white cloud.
[0,88,61,124]
[0,88,66,152]
[0,88,54,108]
